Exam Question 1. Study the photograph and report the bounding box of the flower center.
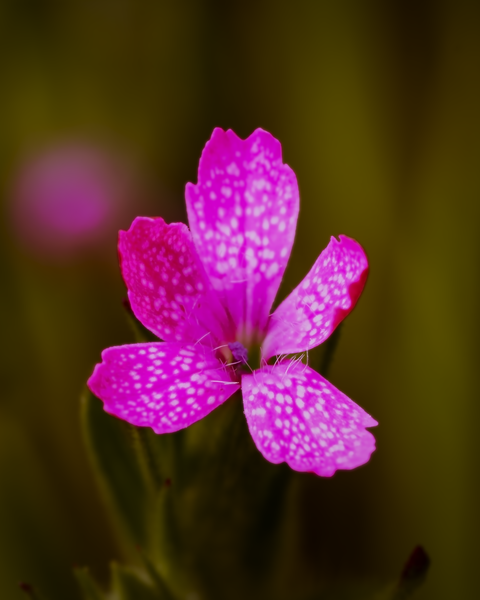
[228,341,249,364]
[215,340,262,382]
[229,341,262,372]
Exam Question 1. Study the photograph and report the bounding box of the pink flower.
[10,143,143,259]
[88,129,377,477]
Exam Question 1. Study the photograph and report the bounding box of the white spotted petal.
[242,361,376,477]
[186,128,299,345]
[262,235,369,359]
[119,216,233,346]
[88,343,240,433]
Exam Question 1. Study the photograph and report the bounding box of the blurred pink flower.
[88,128,376,477]
[11,143,143,259]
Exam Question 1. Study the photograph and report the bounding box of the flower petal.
[88,343,240,433]
[119,216,233,346]
[185,128,299,345]
[262,235,368,358]
[242,361,376,476]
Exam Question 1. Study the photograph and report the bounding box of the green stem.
[132,426,163,492]
[318,323,343,377]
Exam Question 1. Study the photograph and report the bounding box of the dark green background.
[1,1,479,598]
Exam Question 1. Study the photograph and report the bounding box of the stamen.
[194,331,211,345]
[228,341,249,363]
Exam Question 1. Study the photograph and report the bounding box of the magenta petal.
[119,216,233,346]
[262,235,368,358]
[186,128,299,345]
[88,343,240,433]
[242,362,376,476]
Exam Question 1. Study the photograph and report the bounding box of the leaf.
[80,389,152,551]
[137,549,177,600]
[110,562,162,600]
[74,559,177,600]
[73,567,105,600]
